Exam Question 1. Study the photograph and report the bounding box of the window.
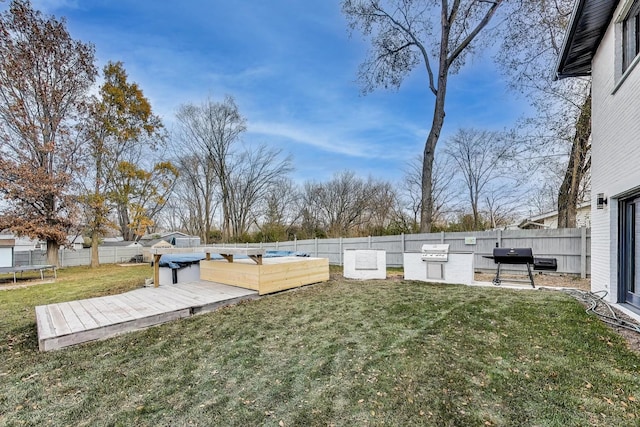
[623,0,640,72]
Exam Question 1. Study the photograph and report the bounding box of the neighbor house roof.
[101,241,141,247]
[556,0,620,78]
[139,239,173,248]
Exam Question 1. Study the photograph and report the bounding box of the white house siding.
[591,3,640,302]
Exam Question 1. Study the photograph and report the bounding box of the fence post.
[294,235,297,251]
[368,235,372,249]
[496,229,502,247]
[440,231,445,244]
[339,237,343,266]
[315,237,318,257]
[581,227,587,279]
[401,233,405,253]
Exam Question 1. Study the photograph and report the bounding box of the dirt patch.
[0,279,55,290]
[606,312,640,354]
[474,272,591,291]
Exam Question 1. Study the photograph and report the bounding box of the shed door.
[0,247,13,268]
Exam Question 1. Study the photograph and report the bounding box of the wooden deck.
[35,281,258,351]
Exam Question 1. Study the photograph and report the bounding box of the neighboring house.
[67,235,84,251]
[515,202,592,229]
[140,239,174,263]
[558,0,640,309]
[139,231,201,248]
[0,234,43,252]
[0,233,84,251]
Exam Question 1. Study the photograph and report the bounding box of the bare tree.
[303,171,368,237]
[342,0,505,232]
[402,153,459,230]
[166,153,220,242]
[496,0,591,227]
[257,178,302,242]
[302,171,399,237]
[226,145,293,238]
[0,0,96,266]
[443,128,519,230]
[359,179,400,235]
[174,96,292,241]
[175,96,246,241]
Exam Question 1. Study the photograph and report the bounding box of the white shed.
[0,239,15,268]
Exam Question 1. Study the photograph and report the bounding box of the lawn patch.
[1,272,640,425]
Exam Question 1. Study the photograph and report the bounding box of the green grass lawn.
[2,265,640,426]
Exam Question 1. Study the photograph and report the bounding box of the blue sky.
[14,0,529,184]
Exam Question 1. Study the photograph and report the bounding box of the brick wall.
[591,3,640,302]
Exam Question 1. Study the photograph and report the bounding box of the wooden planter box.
[200,256,329,295]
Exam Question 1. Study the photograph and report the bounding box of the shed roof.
[556,0,620,78]
[0,239,15,247]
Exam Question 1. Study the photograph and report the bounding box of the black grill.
[533,257,557,271]
[492,248,534,264]
[489,247,557,288]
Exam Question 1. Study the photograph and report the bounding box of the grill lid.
[421,244,450,262]
[492,248,534,264]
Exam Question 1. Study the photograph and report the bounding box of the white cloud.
[29,0,79,13]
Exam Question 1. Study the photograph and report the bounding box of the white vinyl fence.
[14,247,144,268]
[255,228,591,278]
[13,228,590,277]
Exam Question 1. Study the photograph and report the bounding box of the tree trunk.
[46,240,59,267]
[420,57,449,233]
[557,91,591,228]
[90,234,100,268]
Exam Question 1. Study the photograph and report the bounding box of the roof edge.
[556,0,588,80]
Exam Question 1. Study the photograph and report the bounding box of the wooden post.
[153,253,161,288]
[581,226,587,279]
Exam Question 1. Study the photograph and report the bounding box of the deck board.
[47,304,73,336]
[90,296,137,323]
[77,299,112,327]
[35,305,55,340]
[67,300,100,330]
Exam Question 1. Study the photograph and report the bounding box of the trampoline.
[0,265,57,283]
